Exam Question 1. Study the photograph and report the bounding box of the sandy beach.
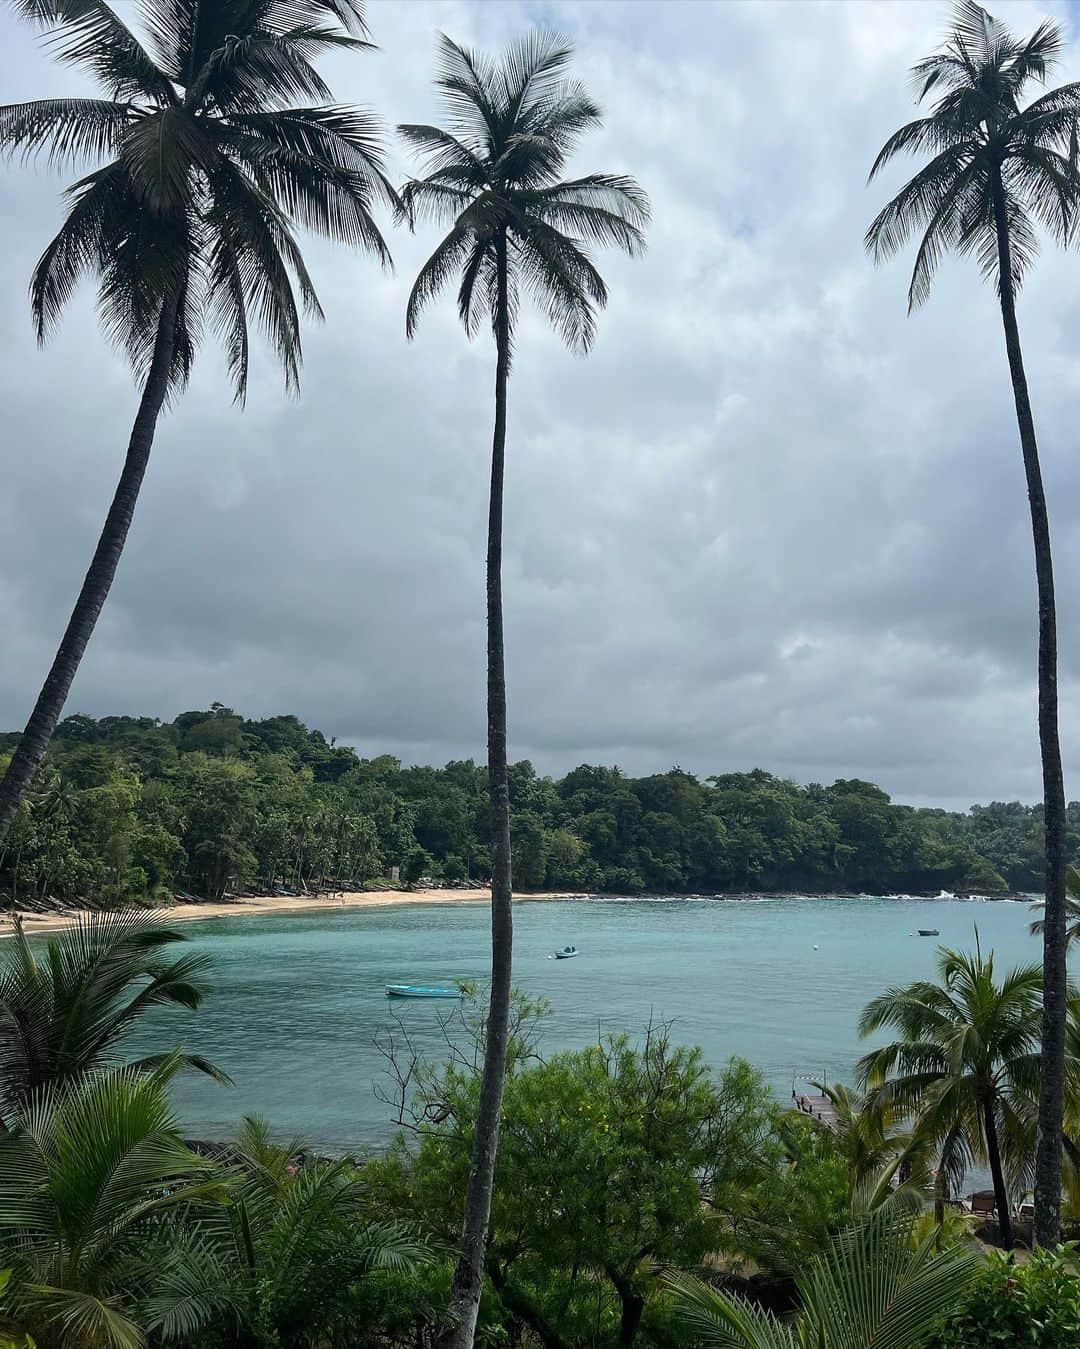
[0,887,591,939]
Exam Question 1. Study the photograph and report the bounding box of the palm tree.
[399,32,647,1347]
[865,0,1080,1247]
[0,1057,226,1349]
[857,943,1045,1250]
[1031,863,1080,947]
[0,909,228,1118]
[667,1208,981,1349]
[0,0,396,841]
[143,1115,428,1346]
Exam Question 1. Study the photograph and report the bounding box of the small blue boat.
[386,984,463,999]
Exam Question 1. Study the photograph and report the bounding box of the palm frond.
[665,1270,796,1349]
[0,96,132,165]
[406,226,471,338]
[10,0,177,105]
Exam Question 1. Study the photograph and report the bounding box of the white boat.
[386,984,463,999]
[553,946,579,960]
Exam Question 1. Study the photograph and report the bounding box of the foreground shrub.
[927,1245,1080,1349]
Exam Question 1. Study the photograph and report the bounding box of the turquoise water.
[130,896,1040,1153]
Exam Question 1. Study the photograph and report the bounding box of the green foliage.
[669,1208,982,1349]
[0,1058,225,1349]
[926,1245,1080,1349]
[143,1116,429,1348]
[725,1112,853,1278]
[0,711,1051,908]
[856,943,1051,1224]
[0,910,227,1117]
[371,1012,831,1349]
[400,31,649,355]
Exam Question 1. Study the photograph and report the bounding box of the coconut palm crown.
[866,0,1080,310]
[0,0,397,399]
[0,0,398,848]
[856,942,1049,1249]
[400,30,649,353]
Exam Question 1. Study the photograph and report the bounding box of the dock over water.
[792,1089,839,1131]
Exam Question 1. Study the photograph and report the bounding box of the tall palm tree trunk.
[983,1088,1013,1250]
[446,229,514,1349]
[990,170,1068,1248]
[0,293,179,846]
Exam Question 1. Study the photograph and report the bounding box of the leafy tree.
[0,910,227,1118]
[375,1024,778,1349]
[723,1110,851,1281]
[866,0,1080,1244]
[668,1208,981,1349]
[399,30,648,1344]
[857,943,1048,1249]
[0,1058,225,1349]
[0,0,396,842]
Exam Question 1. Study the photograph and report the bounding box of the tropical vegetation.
[0,0,1079,1340]
[926,1244,1080,1349]
[0,909,227,1116]
[866,0,1080,1245]
[0,707,1070,910]
[857,943,1054,1249]
[0,911,1075,1346]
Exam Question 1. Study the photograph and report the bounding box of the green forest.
[1,705,1071,908]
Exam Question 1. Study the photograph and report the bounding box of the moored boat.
[917,929,939,937]
[553,946,579,959]
[386,984,463,999]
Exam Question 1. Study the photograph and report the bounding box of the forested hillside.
[0,706,1068,906]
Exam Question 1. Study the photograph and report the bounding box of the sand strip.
[0,888,592,939]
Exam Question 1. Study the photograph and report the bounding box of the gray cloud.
[2,0,1080,811]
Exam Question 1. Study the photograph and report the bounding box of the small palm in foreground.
[866,0,1080,1244]
[0,1058,225,1349]
[1030,864,1080,948]
[144,1116,428,1347]
[857,943,1045,1250]
[400,31,647,1348]
[668,1209,981,1349]
[0,910,228,1118]
[0,0,396,840]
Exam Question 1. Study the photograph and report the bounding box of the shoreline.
[0,887,590,939]
[0,885,1030,941]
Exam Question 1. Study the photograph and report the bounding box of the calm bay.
[129,895,1040,1153]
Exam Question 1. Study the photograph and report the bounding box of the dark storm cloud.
[2,0,1080,809]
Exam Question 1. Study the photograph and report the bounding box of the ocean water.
[126,895,1041,1153]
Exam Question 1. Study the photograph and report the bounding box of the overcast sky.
[4,0,1080,809]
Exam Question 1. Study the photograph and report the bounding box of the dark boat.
[917,928,939,937]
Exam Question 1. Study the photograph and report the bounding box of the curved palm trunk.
[989,171,1068,1249]
[0,293,179,845]
[445,230,514,1349]
[983,1088,1013,1250]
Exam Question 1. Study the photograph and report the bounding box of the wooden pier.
[791,1072,839,1131]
